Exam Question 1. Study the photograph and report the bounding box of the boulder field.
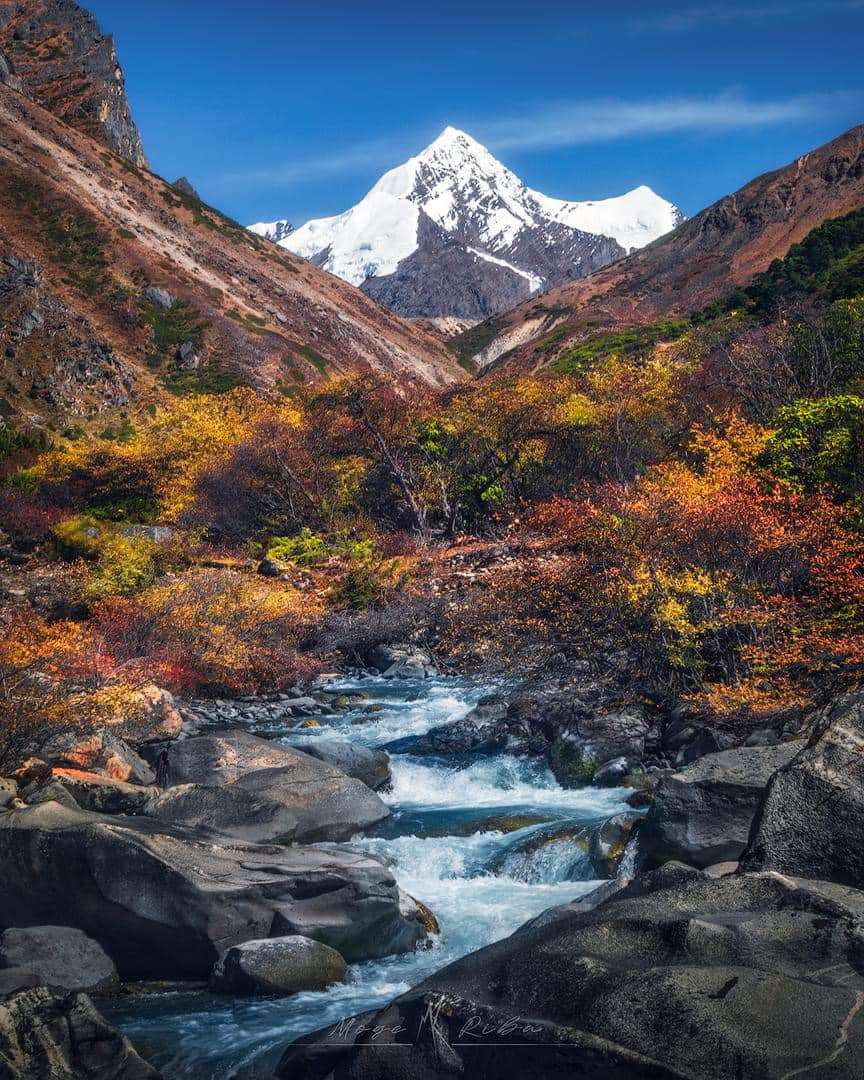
[274,691,864,1079]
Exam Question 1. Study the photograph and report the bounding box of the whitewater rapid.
[108,676,629,1078]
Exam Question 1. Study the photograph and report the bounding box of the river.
[106,674,630,1077]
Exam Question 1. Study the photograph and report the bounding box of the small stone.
[210,935,347,996]
[143,286,174,310]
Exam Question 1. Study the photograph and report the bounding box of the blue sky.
[87,1,864,227]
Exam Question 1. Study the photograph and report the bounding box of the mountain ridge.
[257,127,681,321]
[0,73,463,424]
[467,122,864,373]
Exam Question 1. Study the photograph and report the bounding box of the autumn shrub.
[94,568,322,695]
[312,593,446,663]
[0,612,134,771]
[0,491,65,544]
[85,533,158,599]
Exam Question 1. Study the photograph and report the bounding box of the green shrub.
[85,533,157,599]
[52,515,104,559]
[763,394,864,501]
[268,528,329,566]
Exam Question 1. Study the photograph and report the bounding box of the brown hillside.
[0,85,463,424]
[472,123,864,374]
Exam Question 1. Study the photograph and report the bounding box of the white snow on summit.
[253,127,682,293]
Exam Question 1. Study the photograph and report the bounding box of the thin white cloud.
[217,90,861,193]
[632,0,864,33]
[477,91,861,153]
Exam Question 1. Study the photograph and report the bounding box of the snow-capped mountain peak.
[253,128,683,320]
[248,218,294,244]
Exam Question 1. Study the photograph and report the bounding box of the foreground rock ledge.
[0,801,429,980]
[0,987,159,1079]
[277,865,864,1079]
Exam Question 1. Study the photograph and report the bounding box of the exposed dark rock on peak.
[0,0,147,165]
[172,176,200,201]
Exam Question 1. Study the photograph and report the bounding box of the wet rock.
[592,755,629,786]
[210,935,347,996]
[743,692,864,886]
[257,557,282,577]
[390,715,507,756]
[0,801,428,978]
[589,811,640,877]
[0,926,118,996]
[0,988,159,1077]
[292,739,391,790]
[277,868,864,1080]
[640,740,804,870]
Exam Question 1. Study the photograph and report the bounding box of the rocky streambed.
[4,652,862,1079]
[89,673,630,1078]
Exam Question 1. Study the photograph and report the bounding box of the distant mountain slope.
[260,127,681,321]
[0,0,147,166]
[0,83,462,424]
[468,123,864,373]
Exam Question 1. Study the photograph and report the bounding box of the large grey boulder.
[639,741,804,869]
[142,782,298,845]
[0,801,430,979]
[548,706,651,786]
[210,935,347,996]
[366,643,437,679]
[277,867,864,1080]
[743,692,864,885]
[0,926,118,995]
[0,987,159,1078]
[292,739,391,790]
[234,766,387,842]
[162,731,389,841]
[164,730,305,785]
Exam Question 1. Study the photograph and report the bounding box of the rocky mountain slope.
[269,127,681,321]
[0,7,463,425]
[466,122,864,373]
[0,0,147,166]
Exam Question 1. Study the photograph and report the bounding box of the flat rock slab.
[277,866,864,1080]
[0,926,118,995]
[0,801,428,980]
